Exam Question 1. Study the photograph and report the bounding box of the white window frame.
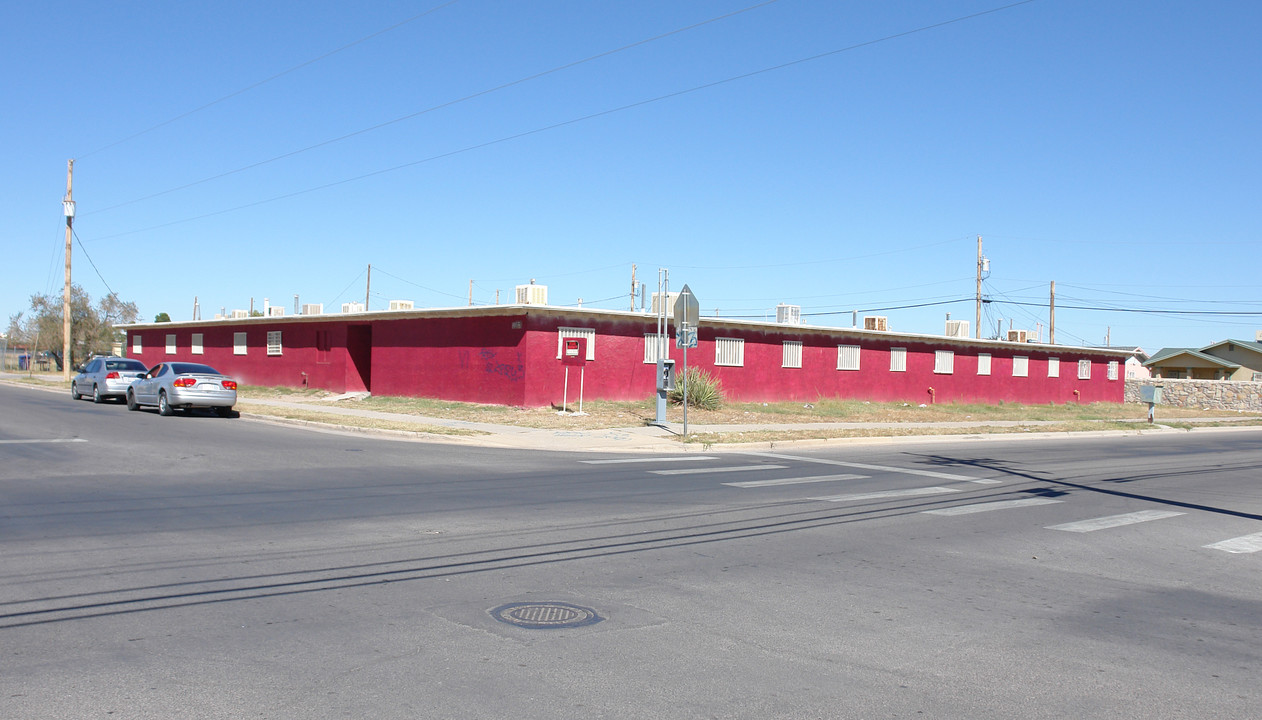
[191,333,203,355]
[234,332,248,356]
[782,340,802,369]
[1108,360,1119,381]
[977,353,991,376]
[132,334,142,354]
[1078,359,1092,379]
[267,330,283,356]
[643,333,667,364]
[715,337,744,367]
[934,350,954,374]
[889,347,907,372]
[1047,357,1060,378]
[1013,356,1029,378]
[837,344,861,371]
[165,333,176,355]
[557,327,596,361]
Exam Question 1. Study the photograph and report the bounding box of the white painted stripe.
[923,497,1063,516]
[724,473,867,488]
[0,438,88,444]
[1204,532,1262,554]
[581,456,718,464]
[1047,510,1185,533]
[651,464,788,476]
[743,451,978,481]
[811,486,960,503]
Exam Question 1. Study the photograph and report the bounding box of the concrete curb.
[6,377,1261,453]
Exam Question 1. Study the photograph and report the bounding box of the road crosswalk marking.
[743,451,981,482]
[651,464,787,476]
[580,456,718,464]
[810,486,960,503]
[1203,532,1262,554]
[724,473,867,488]
[1046,510,1185,532]
[922,497,1062,516]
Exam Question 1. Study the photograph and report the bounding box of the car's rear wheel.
[71,382,81,400]
[215,406,237,418]
[126,390,139,411]
[92,384,102,403]
[158,391,173,416]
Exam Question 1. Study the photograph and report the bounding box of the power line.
[77,0,465,160]
[85,0,784,217]
[71,228,116,297]
[86,0,1043,242]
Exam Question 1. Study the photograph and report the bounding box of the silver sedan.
[126,362,239,417]
[71,356,148,403]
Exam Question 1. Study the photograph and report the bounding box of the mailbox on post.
[559,337,588,415]
[1140,383,1163,423]
[562,337,587,366]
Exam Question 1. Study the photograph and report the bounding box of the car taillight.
[106,372,120,379]
[173,377,196,387]
[221,380,238,390]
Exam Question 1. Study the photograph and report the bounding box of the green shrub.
[668,367,724,410]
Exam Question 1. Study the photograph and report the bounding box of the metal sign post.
[675,285,700,437]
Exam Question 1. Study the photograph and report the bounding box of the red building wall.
[123,308,1126,407]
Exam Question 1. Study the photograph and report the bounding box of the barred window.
[782,341,802,369]
[132,334,142,354]
[1078,359,1092,379]
[234,332,247,356]
[1047,357,1060,378]
[1108,360,1119,381]
[889,347,907,372]
[267,331,283,356]
[837,345,861,371]
[191,333,203,355]
[1013,356,1029,377]
[165,334,176,355]
[977,353,991,376]
[934,350,954,374]
[716,338,744,367]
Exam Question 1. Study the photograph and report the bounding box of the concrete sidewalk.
[5,373,1258,454]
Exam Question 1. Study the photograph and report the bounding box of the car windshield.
[169,363,223,375]
[106,359,146,371]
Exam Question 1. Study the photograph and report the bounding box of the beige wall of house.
[1199,344,1262,381]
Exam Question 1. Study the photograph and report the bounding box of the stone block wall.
[1125,378,1262,412]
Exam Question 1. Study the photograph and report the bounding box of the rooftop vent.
[945,320,970,338]
[302,303,323,316]
[776,304,802,325]
[864,316,889,332]
[341,302,365,314]
[267,306,285,317]
[516,282,548,305]
[1007,330,1029,343]
[388,300,414,311]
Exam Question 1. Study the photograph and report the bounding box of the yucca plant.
[668,366,724,410]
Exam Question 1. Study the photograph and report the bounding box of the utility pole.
[975,235,983,339]
[1049,281,1055,344]
[468,280,474,306]
[364,264,372,311]
[630,265,638,311]
[62,160,75,380]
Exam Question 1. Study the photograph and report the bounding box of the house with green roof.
[1145,338,1262,381]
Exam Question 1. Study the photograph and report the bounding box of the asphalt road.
[2,384,1261,719]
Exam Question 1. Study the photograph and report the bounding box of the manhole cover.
[490,602,603,629]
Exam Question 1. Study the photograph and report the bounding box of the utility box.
[1139,385,1163,404]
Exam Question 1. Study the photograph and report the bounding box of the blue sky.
[3,0,1259,353]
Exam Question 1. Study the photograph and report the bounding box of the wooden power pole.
[1049,281,1056,344]
[975,235,982,339]
[364,263,372,311]
[62,160,75,380]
